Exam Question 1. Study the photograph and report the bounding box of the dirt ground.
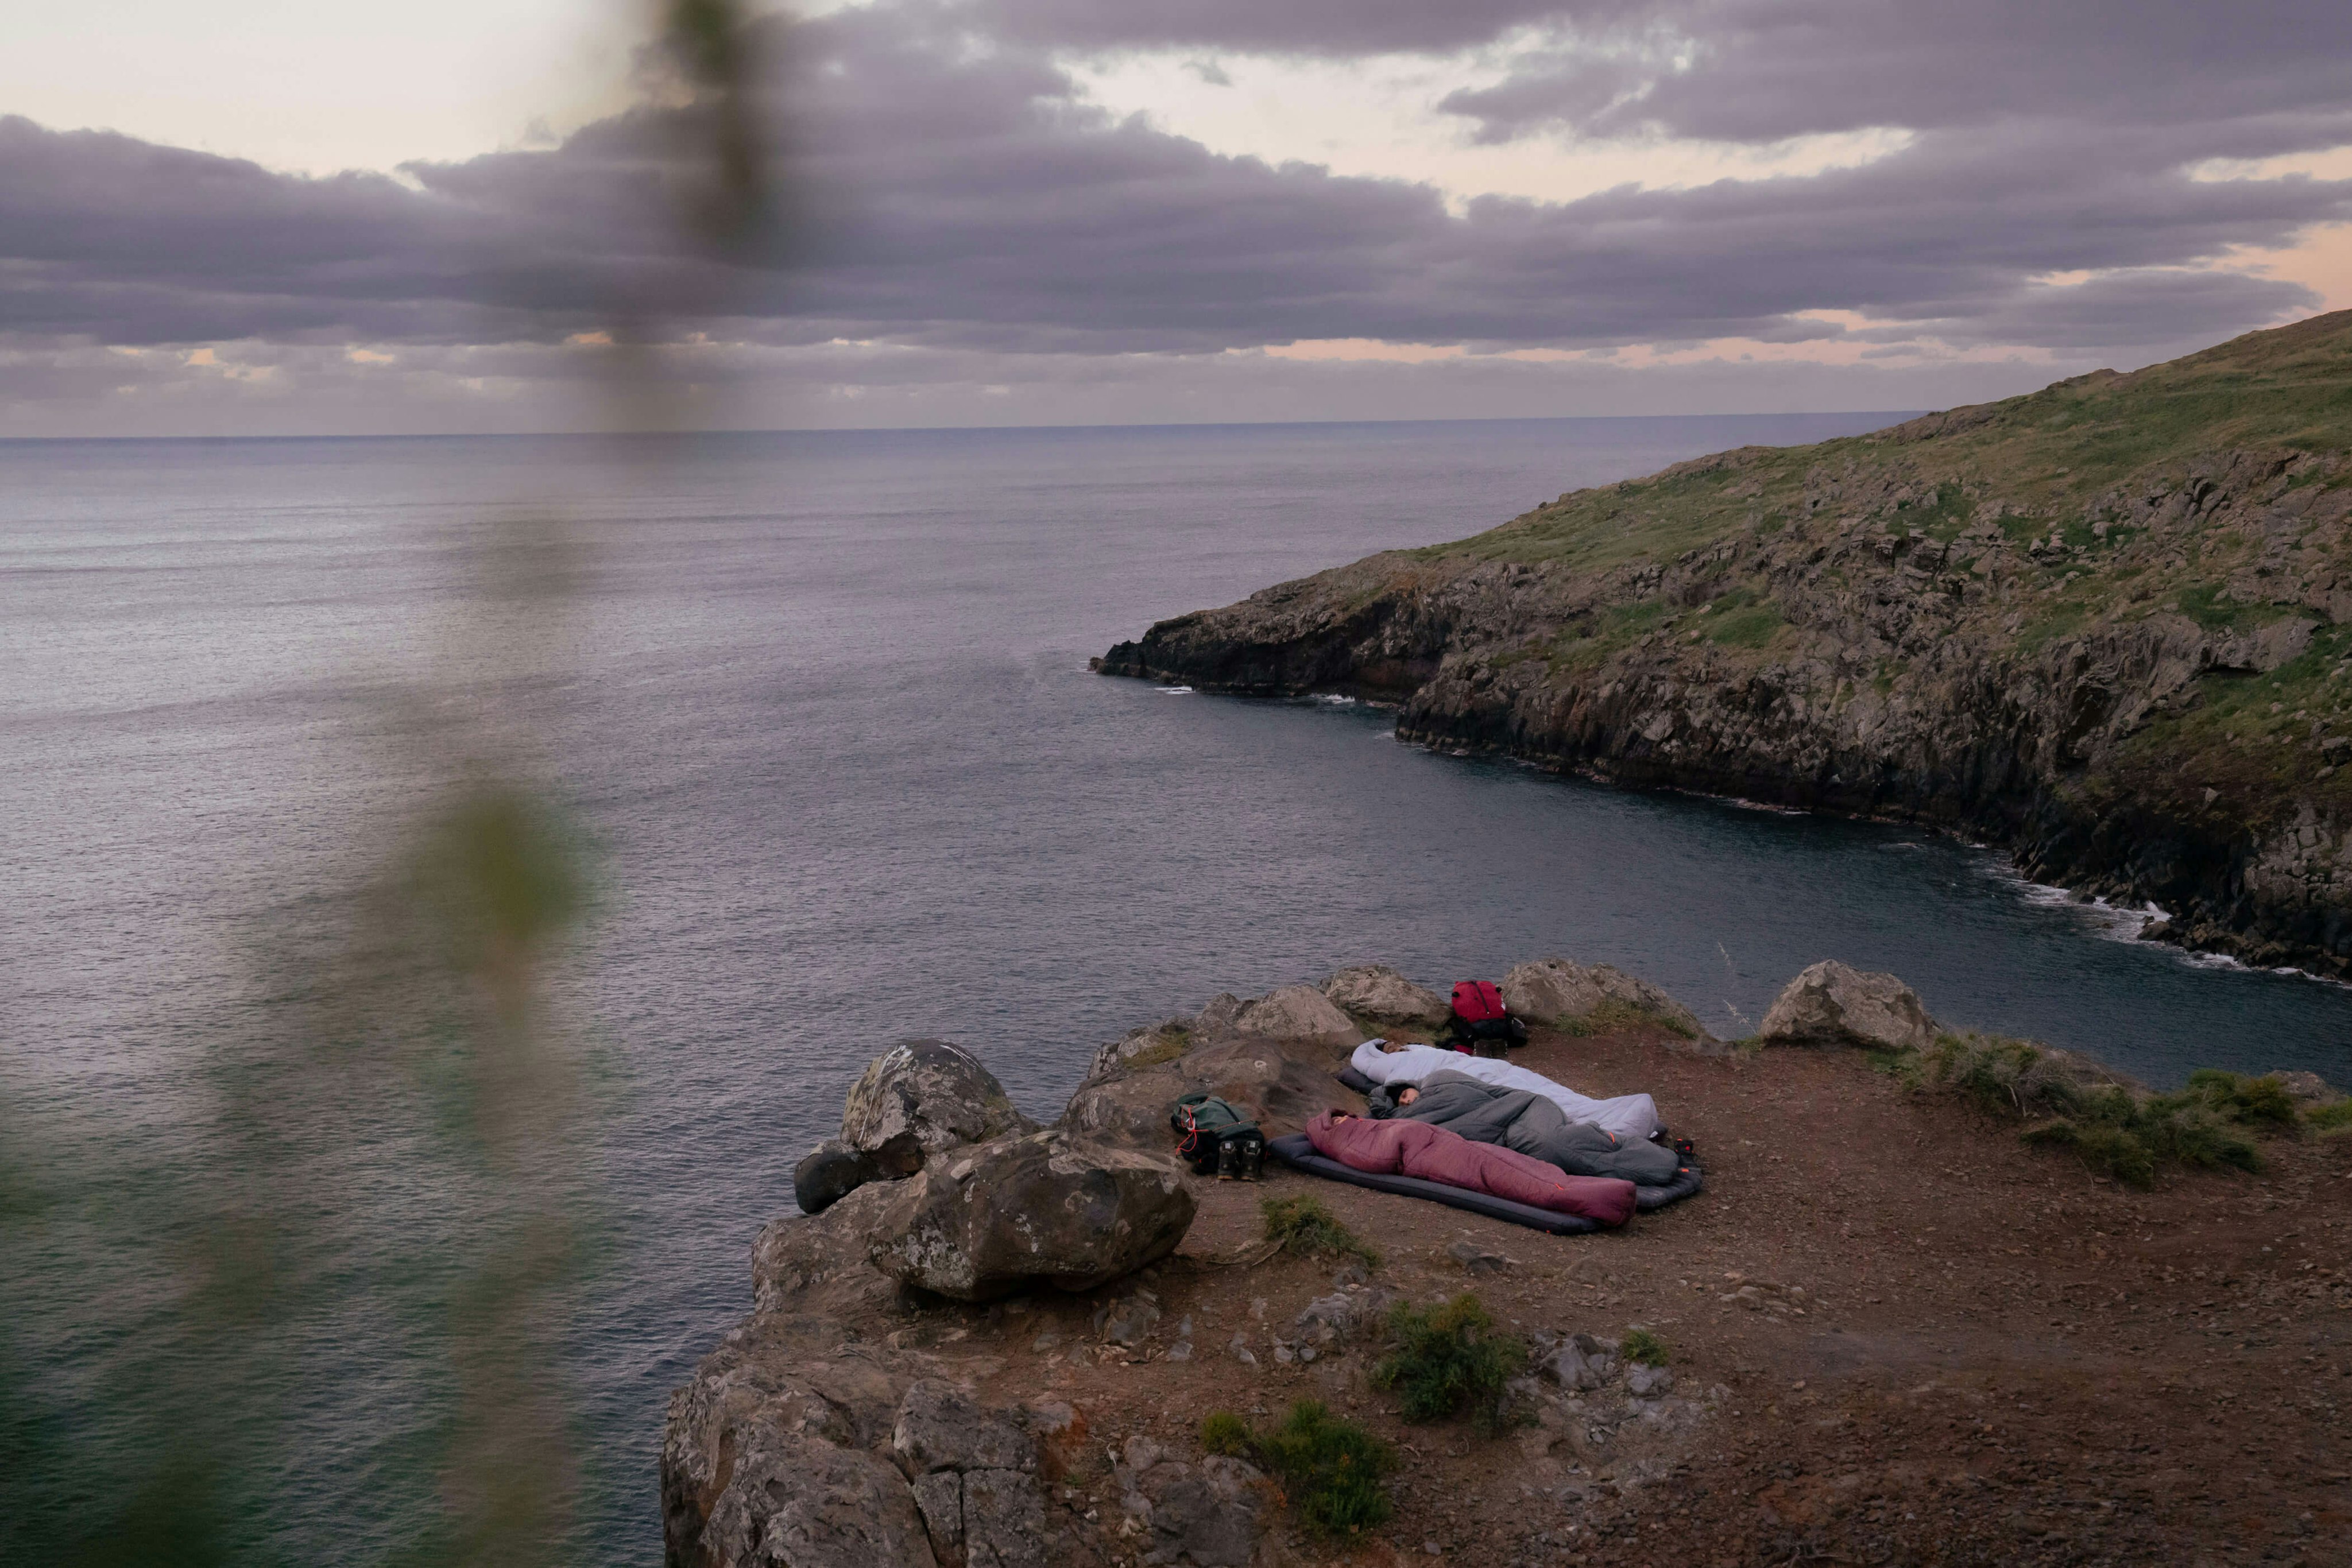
[897,1024,2352,1566]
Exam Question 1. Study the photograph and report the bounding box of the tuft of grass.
[1620,1328,1668,1367]
[1262,1195,1380,1268]
[1370,1293,1526,1434]
[2303,1098,2352,1134]
[1220,1401,1395,1536]
[1198,1410,1252,1459]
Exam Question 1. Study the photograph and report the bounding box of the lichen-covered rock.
[843,1039,1035,1159]
[865,1129,1195,1299]
[1503,958,1705,1038]
[661,1349,919,1568]
[1114,1438,1269,1568]
[893,1381,1038,1476]
[1233,984,1360,1042]
[1320,963,1449,1026]
[752,1178,903,1311]
[1759,960,1938,1050]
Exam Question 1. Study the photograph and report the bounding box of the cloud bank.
[3,0,2347,433]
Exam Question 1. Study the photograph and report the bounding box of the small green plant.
[1198,1410,1252,1459]
[1371,1293,1526,1433]
[1260,1195,1380,1267]
[2303,1098,2352,1134]
[1252,1401,1394,1536]
[1620,1327,1668,1367]
[1202,1403,1395,1535]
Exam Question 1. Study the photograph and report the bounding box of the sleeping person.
[1307,1110,1635,1226]
[1365,1068,1684,1186]
[1351,1039,1662,1144]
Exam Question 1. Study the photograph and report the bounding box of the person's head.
[1378,1039,1408,1054]
[1329,1110,1354,1122]
[1395,1086,1421,1107]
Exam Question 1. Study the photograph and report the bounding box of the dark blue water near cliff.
[9,417,2352,1563]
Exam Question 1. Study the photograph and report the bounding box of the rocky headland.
[661,961,2352,1567]
[1095,312,2352,976]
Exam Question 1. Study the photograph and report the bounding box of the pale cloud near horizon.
[2,0,2347,436]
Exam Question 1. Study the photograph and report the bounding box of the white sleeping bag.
[1349,1040,1662,1143]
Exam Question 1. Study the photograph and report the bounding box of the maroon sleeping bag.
[1305,1111,1636,1227]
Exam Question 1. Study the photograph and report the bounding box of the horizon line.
[0,408,1931,444]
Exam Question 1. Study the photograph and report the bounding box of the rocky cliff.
[1096,312,2352,975]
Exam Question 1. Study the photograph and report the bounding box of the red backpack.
[1450,980,1507,1024]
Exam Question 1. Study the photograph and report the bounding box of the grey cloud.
[1,0,2345,406]
[974,0,1592,56]
[1437,0,2351,146]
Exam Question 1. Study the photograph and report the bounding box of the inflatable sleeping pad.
[1266,1133,1701,1233]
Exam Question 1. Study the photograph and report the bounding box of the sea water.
[7,418,2350,1562]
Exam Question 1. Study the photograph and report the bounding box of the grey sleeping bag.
[1370,1069,1682,1186]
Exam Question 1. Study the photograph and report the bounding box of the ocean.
[7,417,2350,1562]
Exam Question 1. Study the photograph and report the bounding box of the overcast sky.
[4,0,2347,435]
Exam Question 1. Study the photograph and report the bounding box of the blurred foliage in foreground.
[0,2,774,1562]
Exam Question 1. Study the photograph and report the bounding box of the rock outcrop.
[798,1040,1036,1214]
[1112,1437,1270,1567]
[1320,963,1449,1027]
[865,1129,1196,1300]
[1502,957,1707,1039]
[1758,961,1939,1050]
[1094,314,2352,976]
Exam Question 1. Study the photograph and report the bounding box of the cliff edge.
[1097,312,2352,975]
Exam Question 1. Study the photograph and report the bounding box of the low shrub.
[1371,1293,1526,1433]
[1620,1327,1669,1367]
[1260,1195,1380,1267]
[1208,1401,1394,1536]
[1908,1033,2272,1188]
[2183,1069,2300,1126]
[1198,1410,1252,1459]
[2304,1098,2352,1134]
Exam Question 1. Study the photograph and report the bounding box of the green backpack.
[1169,1093,1260,1175]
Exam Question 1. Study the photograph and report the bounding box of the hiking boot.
[1215,1139,1241,1180]
[1237,1136,1263,1182]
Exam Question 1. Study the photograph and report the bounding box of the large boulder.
[866,1129,1196,1300]
[843,1039,1035,1157]
[1061,1035,1347,1150]
[1320,963,1449,1027]
[799,1040,1036,1215]
[1232,984,1360,1043]
[1503,958,1706,1039]
[1759,961,1938,1051]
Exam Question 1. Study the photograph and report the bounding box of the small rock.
[1097,1297,1162,1346]
[1228,1335,1256,1366]
[1234,984,1361,1042]
[1447,1240,1508,1276]
[1626,1364,1675,1399]
[1321,964,1450,1025]
[1166,1340,1194,1362]
[1758,960,1938,1051]
[2272,1070,2337,1103]
[1503,957,1706,1037]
